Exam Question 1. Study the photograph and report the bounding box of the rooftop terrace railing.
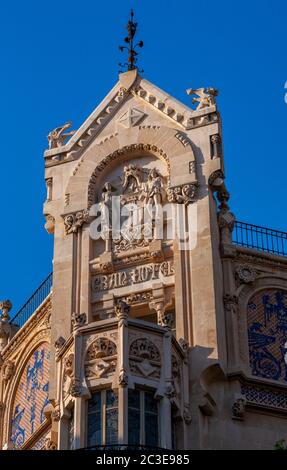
[10,272,52,328]
[233,221,287,257]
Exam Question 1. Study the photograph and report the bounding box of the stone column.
[115,300,130,445]
[160,326,173,449]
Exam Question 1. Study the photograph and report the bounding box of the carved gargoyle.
[186,88,218,110]
[47,122,75,149]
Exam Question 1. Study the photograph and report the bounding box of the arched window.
[247,288,287,382]
[10,342,50,449]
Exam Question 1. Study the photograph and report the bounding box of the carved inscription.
[92,261,174,292]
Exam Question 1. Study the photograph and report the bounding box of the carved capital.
[118,369,129,387]
[178,337,189,353]
[167,183,198,205]
[183,409,192,425]
[2,360,14,381]
[165,384,176,399]
[71,312,86,329]
[54,336,66,351]
[51,407,61,422]
[224,294,238,315]
[64,210,89,235]
[208,169,224,189]
[115,299,130,323]
[69,378,82,397]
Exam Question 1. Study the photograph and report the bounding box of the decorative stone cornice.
[167,183,198,205]
[63,210,89,234]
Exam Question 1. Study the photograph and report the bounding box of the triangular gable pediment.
[44,69,217,167]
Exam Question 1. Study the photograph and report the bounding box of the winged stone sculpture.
[47,121,75,149]
[186,87,218,110]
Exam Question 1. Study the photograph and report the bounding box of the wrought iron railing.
[77,444,164,451]
[233,221,287,257]
[10,272,52,328]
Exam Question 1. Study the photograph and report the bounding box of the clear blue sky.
[0,0,286,314]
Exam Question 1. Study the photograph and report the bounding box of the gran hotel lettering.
[92,260,174,292]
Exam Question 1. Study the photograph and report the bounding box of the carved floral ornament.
[85,338,117,380]
[129,337,161,379]
[235,264,257,284]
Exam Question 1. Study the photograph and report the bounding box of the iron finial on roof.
[119,9,144,72]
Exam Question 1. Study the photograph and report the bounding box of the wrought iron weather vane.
[119,9,144,72]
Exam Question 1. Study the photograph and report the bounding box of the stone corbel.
[199,392,217,416]
[231,395,246,420]
[44,214,55,234]
[54,336,66,353]
[149,239,164,261]
[167,183,198,205]
[63,210,89,235]
[99,252,113,273]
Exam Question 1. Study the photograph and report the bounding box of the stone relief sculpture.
[47,122,75,149]
[129,337,161,379]
[111,164,166,253]
[186,87,218,110]
[85,337,117,380]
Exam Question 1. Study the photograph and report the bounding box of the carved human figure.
[146,168,164,205]
[122,164,142,192]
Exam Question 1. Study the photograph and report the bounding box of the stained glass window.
[87,389,118,446]
[128,389,159,447]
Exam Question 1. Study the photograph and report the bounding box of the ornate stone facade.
[1,69,287,451]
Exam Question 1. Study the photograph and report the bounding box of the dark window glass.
[128,389,158,446]
[87,392,101,446]
[128,390,140,445]
[145,391,158,446]
[106,390,118,445]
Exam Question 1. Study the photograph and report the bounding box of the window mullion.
[102,390,106,446]
[140,391,145,446]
